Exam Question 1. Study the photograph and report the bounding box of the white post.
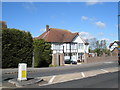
[18,63,27,81]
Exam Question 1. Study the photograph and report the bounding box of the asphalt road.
[39,71,119,88]
[4,71,119,89]
[2,61,119,81]
[2,61,120,89]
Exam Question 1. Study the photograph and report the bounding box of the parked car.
[71,61,77,64]
[65,59,72,64]
[65,59,77,64]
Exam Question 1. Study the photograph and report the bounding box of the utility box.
[18,63,27,81]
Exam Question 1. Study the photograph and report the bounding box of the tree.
[93,40,109,56]
[2,28,33,68]
[94,48,101,56]
[85,38,97,50]
[33,39,52,67]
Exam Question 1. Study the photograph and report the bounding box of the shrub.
[33,39,52,67]
[49,64,57,67]
[2,28,33,68]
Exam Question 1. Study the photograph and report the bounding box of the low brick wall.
[86,56,118,63]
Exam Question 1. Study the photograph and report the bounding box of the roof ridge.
[50,28,71,32]
[36,27,81,43]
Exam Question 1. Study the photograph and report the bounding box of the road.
[3,69,119,89]
[2,61,118,81]
[2,61,119,88]
[39,71,119,88]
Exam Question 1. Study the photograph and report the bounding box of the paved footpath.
[38,67,118,87]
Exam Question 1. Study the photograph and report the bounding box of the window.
[64,53,70,56]
[78,43,84,49]
[53,44,59,50]
[66,44,70,49]
[53,44,63,50]
[71,43,76,49]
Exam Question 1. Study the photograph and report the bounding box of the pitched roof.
[109,41,119,48]
[35,28,79,43]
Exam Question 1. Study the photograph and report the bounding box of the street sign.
[118,46,120,48]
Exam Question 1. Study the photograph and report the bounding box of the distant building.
[109,41,119,51]
[109,41,119,56]
[35,25,89,66]
[0,21,7,28]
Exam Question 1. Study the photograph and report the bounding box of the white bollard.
[18,63,27,81]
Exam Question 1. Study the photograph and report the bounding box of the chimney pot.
[46,25,49,31]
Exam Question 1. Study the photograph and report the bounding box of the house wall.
[51,35,89,63]
[84,44,89,53]
[73,35,84,43]
[110,43,118,51]
[51,43,63,54]
[72,35,89,53]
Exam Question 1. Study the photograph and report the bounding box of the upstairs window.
[78,43,84,49]
[53,44,63,50]
[71,43,76,49]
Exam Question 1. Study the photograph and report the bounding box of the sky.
[2,2,118,46]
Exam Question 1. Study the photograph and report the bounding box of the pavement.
[8,78,43,87]
[39,71,119,88]
[38,66,118,87]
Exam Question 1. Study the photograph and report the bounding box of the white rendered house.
[109,42,118,51]
[35,25,89,64]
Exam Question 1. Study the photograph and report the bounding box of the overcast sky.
[2,2,118,46]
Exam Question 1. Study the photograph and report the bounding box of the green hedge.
[2,28,33,68]
[33,39,52,67]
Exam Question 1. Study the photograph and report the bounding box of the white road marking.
[48,75,56,84]
[39,77,82,87]
[100,69,109,73]
[81,72,85,77]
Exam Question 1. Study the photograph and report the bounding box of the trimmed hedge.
[2,28,33,68]
[33,39,52,67]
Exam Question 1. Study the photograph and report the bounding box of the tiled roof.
[35,28,79,43]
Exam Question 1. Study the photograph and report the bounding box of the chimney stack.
[46,25,49,31]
